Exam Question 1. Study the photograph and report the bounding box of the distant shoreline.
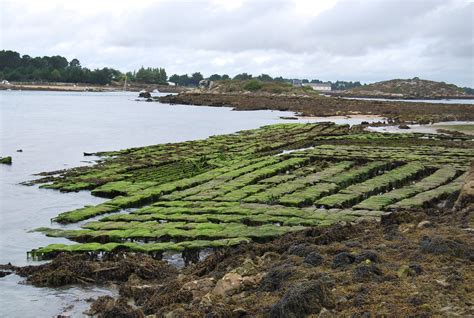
[0,82,188,93]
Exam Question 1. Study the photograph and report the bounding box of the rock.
[398,124,410,129]
[212,272,243,296]
[269,279,335,318]
[0,156,12,165]
[417,220,432,229]
[198,79,214,90]
[138,91,151,98]
[16,149,22,152]
[146,98,153,102]
[419,236,473,260]
[182,277,215,297]
[0,271,12,278]
[287,243,316,257]
[355,250,379,264]
[259,252,280,264]
[352,265,383,282]
[233,258,259,276]
[259,264,294,291]
[332,252,355,268]
[241,274,263,289]
[304,252,324,266]
[86,296,145,318]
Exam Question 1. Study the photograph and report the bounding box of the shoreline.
[0,82,188,93]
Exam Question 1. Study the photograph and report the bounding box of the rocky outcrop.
[157,92,474,123]
[138,91,151,98]
[343,78,473,99]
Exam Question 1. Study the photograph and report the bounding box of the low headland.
[330,77,474,100]
[2,122,473,317]
[156,80,474,124]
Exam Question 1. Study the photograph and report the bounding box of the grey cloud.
[1,0,472,86]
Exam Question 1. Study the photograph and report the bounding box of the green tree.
[50,69,61,81]
[191,72,204,86]
[256,74,273,82]
[208,74,222,81]
[233,73,252,80]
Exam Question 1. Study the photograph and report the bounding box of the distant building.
[292,79,302,87]
[303,83,332,91]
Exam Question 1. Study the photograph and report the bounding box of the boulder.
[332,252,355,268]
[212,272,243,296]
[304,252,324,266]
[269,279,335,318]
[138,91,151,98]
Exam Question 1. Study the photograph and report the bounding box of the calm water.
[0,90,386,317]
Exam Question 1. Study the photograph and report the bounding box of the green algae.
[388,172,467,209]
[355,166,459,210]
[316,162,427,208]
[27,123,473,257]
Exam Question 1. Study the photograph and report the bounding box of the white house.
[303,83,332,91]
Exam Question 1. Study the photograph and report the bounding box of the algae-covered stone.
[0,156,12,165]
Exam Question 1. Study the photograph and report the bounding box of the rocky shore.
[2,203,473,317]
[157,92,474,124]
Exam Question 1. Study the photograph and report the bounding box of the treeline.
[0,50,365,89]
[0,50,122,85]
[168,72,204,86]
[6,50,470,93]
[125,67,167,85]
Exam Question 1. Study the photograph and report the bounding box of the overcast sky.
[1,0,473,86]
